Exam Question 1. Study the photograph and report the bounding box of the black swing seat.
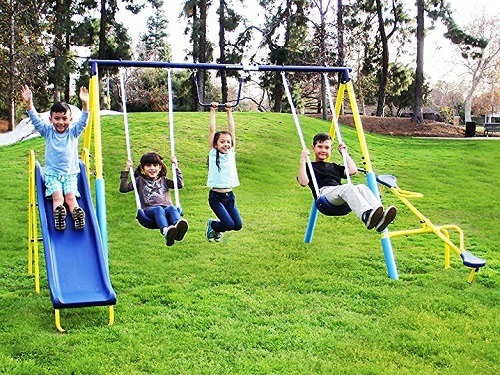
[460,251,486,269]
[315,195,351,216]
[136,207,184,230]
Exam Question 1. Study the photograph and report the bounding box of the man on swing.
[298,132,397,232]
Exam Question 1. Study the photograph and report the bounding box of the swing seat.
[460,251,486,269]
[315,196,351,216]
[136,207,184,230]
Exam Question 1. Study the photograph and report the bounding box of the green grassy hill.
[0,112,498,374]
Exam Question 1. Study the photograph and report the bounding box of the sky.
[116,0,499,84]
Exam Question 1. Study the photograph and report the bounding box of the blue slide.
[35,161,116,309]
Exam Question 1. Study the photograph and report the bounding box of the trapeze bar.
[88,59,352,74]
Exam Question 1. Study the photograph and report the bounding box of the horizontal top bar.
[88,59,352,74]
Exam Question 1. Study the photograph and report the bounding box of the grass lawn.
[0,112,498,374]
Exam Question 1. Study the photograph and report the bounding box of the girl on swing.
[298,132,397,232]
[205,103,243,242]
[120,152,188,246]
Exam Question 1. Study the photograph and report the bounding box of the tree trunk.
[412,0,424,124]
[8,0,15,131]
[272,79,284,112]
[336,0,345,117]
[64,33,71,101]
[375,0,388,117]
[52,0,64,102]
[98,0,107,80]
[197,0,208,111]
[219,0,228,104]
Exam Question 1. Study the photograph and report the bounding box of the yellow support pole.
[55,309,66,333]
[345,81,373,173]
[109,306,115,326]
[442,228,451,269]
[334,83,345,119]
[28,151,34,274]
[83,79,94,158]
[89,75,103,180]
[28,150,40,293]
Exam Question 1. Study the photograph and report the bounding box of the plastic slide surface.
[35,161,116,309]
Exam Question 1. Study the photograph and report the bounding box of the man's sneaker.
[54,205,67,231]
[205,219,215,242]
[362,206,383,230]
[175,219,189,241]
[164,225,177,246]
[213,231,223,242]
[376,206,397,232]
[72,207,86,230]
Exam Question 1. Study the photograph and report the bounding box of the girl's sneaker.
[54,205,67,231]
[205,219,215,242]
[72,207,86,230]
[213,231,223,242]
[164,225,177,246]
[175,219,189,241]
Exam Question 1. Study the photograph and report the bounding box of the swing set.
[26,59,487,330]
[89,60,486,282]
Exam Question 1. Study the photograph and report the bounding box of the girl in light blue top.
[205,103,242,242]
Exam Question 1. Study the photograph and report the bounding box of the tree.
[125,8,172,112]
[386,63,429,117]
[429,79,467,123]
[0,0,51,130]
[216,0,244,104]
[455,13,499,122]
[258,0,311,112]
[137,8,171,61]
[345,0,411,117]
[182,0,213,110]
[412,0,425,123]
[310,0,337,119]
[373,0,410,116]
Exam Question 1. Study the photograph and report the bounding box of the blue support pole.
[366,171,399,280]
[304,202,319,243]
[95,178,108,267]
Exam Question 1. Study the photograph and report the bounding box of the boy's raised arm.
[20,85,34,111]
[79,86,89,112]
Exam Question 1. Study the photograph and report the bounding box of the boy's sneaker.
[164,225,177,246]
[72,207,85,230]
[362,206,383,230]
[54,205,67,231]
[175,219,189,242]
[376,206,397,232]
[213,231,223,242]
[205,219,215,242]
